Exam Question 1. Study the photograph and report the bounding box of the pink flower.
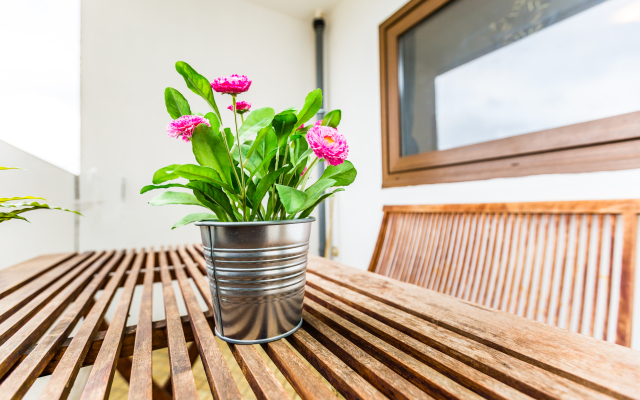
[227,101,251,114]
[313,120,322,128]
[300,166,307,177]
[306,125,349,166]
[211,74,252,94]
[166,115,210,142]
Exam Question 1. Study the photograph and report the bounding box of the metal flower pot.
[196,218,314,344]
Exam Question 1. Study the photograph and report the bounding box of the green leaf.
[149,191,203,207]
[245,125,271,162]
[250,165,290,219]
[233,142,263,177]
[275,184,308,214]
[172,212,217,229]
[224,127,234,149]
[322,110,341,128]
[175,61,220,116]
[187,181,237,221]
[319,160,357,186]
[298,188,344,218]
[164,87,191,119]
[295,89,322,129]
[173,164,237,195]
[140,183,187,194]
[239,107,275,140]
[204,112,221,132]
[273,111,297,146]
[0,196,46,204]
[248,148,277,182]
[303,178,336,209]
[191,124,232,185]
[152,164,182,184]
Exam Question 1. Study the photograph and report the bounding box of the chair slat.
[0,252,75,300]
[370,200,638,346]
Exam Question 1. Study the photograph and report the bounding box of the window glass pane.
[398,0,640,156]
[0,0,80,174]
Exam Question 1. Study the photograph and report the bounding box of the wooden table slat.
[288,327,386,400]
[302,311,434,400]
[128,249,156,400]
[0,252,94,324]
[0,253,75,300]
[262,339,337,400]
[157,248,199,400]
[307,258,640,400]
[0,251,126,399]
[171,246,242,400]
[306,270,612,400]
[228,344,293,400]
[304,297,488,400]
[69,249,142,400]
[0,253,95,344]
[0,251,112,380]
[305,285,531,400]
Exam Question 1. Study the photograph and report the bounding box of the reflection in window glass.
[0,0,80,174]
[398,0,640,156]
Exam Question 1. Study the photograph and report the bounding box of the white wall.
[325,0,640,348]
[0,141,76,269]
[80,0,318,252]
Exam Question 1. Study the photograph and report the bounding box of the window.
[380,0,640,187]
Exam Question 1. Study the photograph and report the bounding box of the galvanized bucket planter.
[196,218,314,344]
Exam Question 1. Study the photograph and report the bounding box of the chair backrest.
[369,200,639,347]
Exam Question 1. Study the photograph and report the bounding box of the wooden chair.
[369,200,639,347]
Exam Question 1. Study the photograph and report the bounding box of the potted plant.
[142,62,356,344]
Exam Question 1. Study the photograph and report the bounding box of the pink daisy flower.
[211,74,252,94]
[166,115,210,142]
[306,125,349,166]
[227,101,252,114]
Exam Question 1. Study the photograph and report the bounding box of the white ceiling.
[243,0,340,20]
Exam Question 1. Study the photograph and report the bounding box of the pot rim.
[195,217,315,227]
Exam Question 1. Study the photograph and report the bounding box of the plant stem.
[232,95,247,221]
[298,157,319,191]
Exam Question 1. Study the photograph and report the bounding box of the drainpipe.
[313,13,326,257]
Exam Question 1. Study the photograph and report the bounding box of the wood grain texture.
[128,248,156,400]
[72,250,143,400]
[288,328,386,400]
[308,256,640,400]
[157,248,199,400]
[370,200,639,348]
[0,253,75,300]
[262,339,337,400]
[0,252,93,324]
[229,344,292,400]
[171,246,242,400]
[0,251,112,380]
[304,286,531,400]
[0,250,127,400]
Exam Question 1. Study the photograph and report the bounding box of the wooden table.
[0,247,639,400]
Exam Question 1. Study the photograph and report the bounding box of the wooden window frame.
[380,0,640,188]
